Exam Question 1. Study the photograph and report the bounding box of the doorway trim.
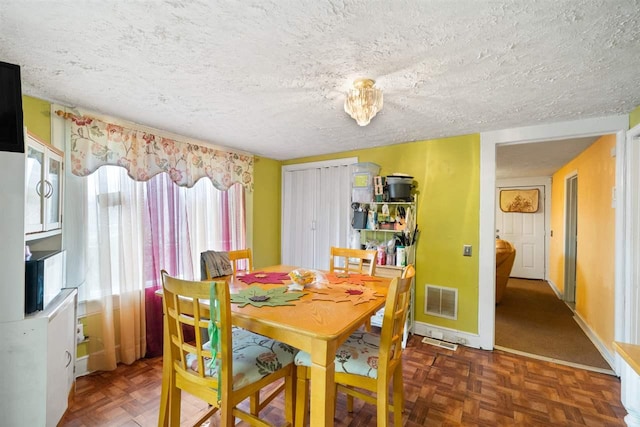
[563,173,578,304]
[623,124,640,345]
[478,115,629,357]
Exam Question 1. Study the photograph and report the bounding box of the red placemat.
[324,272,382,286]
[236,271,291,285]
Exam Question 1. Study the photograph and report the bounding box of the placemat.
[231,285,306,307]
[309,283,382,305]
[236,271,291,285]
[324,272,383,286]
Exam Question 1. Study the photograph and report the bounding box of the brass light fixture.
[344,78,383,126]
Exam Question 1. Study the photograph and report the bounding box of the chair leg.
[220,405,235,427]
[393,367,404,426]
[168,381,182,426]
[285,366,296,426]
[295,366,309,427]
[250,391,260,416]
[346,388,355,413]
[377,377,389,427]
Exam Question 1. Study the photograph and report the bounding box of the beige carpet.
[495,278,612,371]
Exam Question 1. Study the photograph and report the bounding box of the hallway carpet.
[495,278,612,371]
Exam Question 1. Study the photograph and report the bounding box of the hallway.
[495,278,612,373]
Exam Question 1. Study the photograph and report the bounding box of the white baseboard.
[75,355,92,378]
[572,311,616,371]
[413,321,484,349]
[546,279,563,299]
[74,345,122,378]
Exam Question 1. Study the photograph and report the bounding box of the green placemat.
[231,285,306,307]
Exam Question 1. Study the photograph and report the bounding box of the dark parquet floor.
[61,334,627,426]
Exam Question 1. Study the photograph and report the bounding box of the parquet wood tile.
[61,335,627,426]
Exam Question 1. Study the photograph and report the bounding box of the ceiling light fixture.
[344,78,383,126]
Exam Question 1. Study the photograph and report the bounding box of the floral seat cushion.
[294,330,380,379]
[186,327,297,390]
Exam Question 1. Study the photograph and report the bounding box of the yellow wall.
[22,95,51,144]
[630,105,640,128]
[252,156,282,268]
[283,135,481,333]
[549,135,616,353]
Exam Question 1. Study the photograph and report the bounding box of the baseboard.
[75,345,122,378]
[546,279,563,299]
[572,311,616,371]
[413,321,484,349]
[494,345,616,376]
[75,355,92,377]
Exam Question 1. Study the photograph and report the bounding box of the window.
[78,165,245,302]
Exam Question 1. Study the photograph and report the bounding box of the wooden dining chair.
[160,270,297,427]
[329,246,377,276]
[293,266,415,427]
[229,248,253,275]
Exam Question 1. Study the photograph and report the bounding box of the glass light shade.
[344,78,383,126]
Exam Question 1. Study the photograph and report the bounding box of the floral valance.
[56,111,253,191]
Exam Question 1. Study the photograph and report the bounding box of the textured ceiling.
[1,1,639,164]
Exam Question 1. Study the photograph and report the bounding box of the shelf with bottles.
[351,200,417,244]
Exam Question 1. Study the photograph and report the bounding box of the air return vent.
[424,285,458,320]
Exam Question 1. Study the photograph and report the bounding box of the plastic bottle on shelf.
[396,246,407,267]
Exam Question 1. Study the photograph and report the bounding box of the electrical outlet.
[463,245,472,256]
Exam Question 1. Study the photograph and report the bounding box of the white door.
[496,185,545,279]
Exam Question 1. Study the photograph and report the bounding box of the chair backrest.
[329,246,377,276]
[401,263,416,279]
[378,265,414,371]
[201,250,234,280]
[161,270,233,403]
[228,248,253,275]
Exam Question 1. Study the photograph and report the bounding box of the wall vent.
[421,336,458,351]
[424,285,458,320]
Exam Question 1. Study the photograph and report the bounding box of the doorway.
[490,130,621,371]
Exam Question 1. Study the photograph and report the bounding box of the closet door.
[282,168,318,268]
[282,158,356,270]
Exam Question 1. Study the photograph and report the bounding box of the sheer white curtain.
[66,165,246,371]
[84,165,146,370]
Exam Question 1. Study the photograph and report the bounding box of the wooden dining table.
[158,264,390,427]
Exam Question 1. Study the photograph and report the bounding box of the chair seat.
[186,328,297,390]
[294,330,380,379]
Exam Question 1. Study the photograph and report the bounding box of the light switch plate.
[463,245,472,256]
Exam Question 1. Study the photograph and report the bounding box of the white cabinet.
[0,289,77,426]
[46,289,76,426]
[25,131,63,237]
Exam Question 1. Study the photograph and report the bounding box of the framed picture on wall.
[499,189,540,213]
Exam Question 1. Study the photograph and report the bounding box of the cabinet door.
[25,133,64,235]
[46,291,76,427]
[44,150,63,231]
[25,140,45,233]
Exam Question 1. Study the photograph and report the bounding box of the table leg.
[158,309,170,427]
[309,340,337,427]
